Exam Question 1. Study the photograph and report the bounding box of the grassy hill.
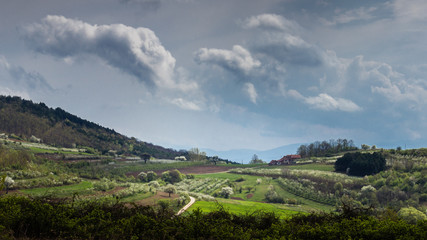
[0,95,184,159]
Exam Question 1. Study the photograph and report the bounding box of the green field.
[196,172,334,212]
[282,163,335,171]
[187,198,303,218]
[20,181,94,197]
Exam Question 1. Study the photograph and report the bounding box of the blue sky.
[0,0,426,154]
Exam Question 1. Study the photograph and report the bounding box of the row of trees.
[297,138,358,158]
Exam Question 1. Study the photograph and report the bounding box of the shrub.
[265,185,284,203]
[162,169,183,184]
[148,180,160,189]
[234,176,245,182]
[93,178,116,191]
[220,187,234,198]
[137,172,147,182]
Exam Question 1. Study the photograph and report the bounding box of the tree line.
[297,138,358,158]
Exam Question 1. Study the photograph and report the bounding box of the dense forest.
[0,96,183,159]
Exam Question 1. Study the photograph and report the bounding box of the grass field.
[187,198,304,218]
[20,181,94,197]
[282,163,335,172]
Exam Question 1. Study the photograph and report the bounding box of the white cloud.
[244,82,258,104]
[321,6,378,26]
[253,32,322,67]
[241,13,300,32]
[194,45,260,75]
[170,98,202,111]
[393,0,427,22]
[22,15,180,90]
[304,93,362,112]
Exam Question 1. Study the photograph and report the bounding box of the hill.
[0,95,184,159]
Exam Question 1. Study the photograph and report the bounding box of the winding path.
[176,196,196,215]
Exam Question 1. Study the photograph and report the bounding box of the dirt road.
[176,196,196,215]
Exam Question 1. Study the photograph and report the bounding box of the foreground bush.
[0,196,426,239]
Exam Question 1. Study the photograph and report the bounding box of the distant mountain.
[203,143,301,164]
[0,95,184,159]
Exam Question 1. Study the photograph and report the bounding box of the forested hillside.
[0,96,182,159]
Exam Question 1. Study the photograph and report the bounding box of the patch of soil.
[246,193,253,199]
[231,197,244,201]
[134,191,179,206]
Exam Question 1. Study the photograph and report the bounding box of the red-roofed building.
[269,154,301,165]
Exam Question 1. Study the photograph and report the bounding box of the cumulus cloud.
[194,45,260,75]
[241,13,300,32]
[244,82,258,104]
[254,33,322,67]
[22,15,178,89]
[240,14,322,67]
[304,93,362,112]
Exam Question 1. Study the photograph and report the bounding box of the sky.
[0,0,426,156]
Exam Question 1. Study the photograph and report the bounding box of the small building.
[175,156,187,161]
[269,154,301,165]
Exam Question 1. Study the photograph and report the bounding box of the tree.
[4,176,14,194]
[361,144,370,150]
[188,148,206,162]
[146,171,157,181]
[398,207,427,224]
[141,153,150,164]
[210,156,219,165]
[162,169,183,184]
[164,184,176,197]
[250,154,264,164]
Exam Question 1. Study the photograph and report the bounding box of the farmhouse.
[269,154,301,165]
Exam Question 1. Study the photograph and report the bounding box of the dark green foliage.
[334,152,353,172]
[335,152,386,176]
[0,196,426,239]
[161,169,183,184]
